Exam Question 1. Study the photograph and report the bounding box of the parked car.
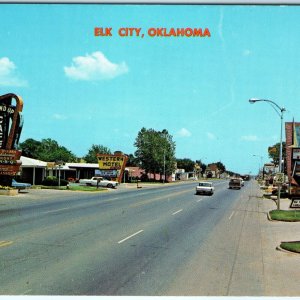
[79,176,118,188]
[196,181,214,195]
[11,179,31,191]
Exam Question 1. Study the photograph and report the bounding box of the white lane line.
[118,230,144,244]
[229,211,235,220]
[196,198,203,202]
[172,209,183,215]
[44,208,70,214]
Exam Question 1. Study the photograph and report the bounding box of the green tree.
[134,128,176,180]
[37,138,77,162]
[215,161,226,173]
[268,142,286,166]
[84,144,112,163]
[196,160,207,175]
[176,158,195,172]
[19,138,77,162]
[18,138,41,158]
[126,154,139,167]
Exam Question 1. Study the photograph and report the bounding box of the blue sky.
[0,4,299,174]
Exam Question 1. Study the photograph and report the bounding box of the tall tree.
[37,138,77,162]
[134,128,176,179]
[19,138,77,162]
[18,138,41,158]
[126,154,139,167]
[84,144,112,163]
[268,142,286,166]
[215,161,226,173]
[196,159,207,174]
[176,158,195,172]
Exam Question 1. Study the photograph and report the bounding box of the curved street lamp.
[249,98,286,210]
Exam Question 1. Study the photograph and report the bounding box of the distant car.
[229,178,242,189]
[196,181,214,195]
[11,179,31,191]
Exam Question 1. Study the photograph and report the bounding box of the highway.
[0,180,258,295]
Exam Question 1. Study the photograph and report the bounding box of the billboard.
[0,94,23,181]
[97,153,127,183]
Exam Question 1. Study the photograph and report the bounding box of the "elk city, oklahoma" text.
[94,27,211,38]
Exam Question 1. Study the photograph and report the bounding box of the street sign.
[0,149,22,176]
[0,94,24,185]
[292,148,300,160]
[274,172,284,185]
[290,199,300,209]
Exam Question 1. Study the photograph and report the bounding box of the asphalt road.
[0,180,255,295]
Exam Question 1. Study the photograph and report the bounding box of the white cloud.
[206,132,216,140]
[241,135,258,141]
[0,57,27,87]
[64,51,129,81]
[53,113,67,120]
[243,49,252,56]
[177,128,191,137]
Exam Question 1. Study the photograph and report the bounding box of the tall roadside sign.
[97,151,127,183]
[0,94,24,186]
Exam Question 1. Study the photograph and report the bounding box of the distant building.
[205,163,220,178]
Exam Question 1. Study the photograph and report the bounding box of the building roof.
[20,157,99,169]
[66,162,99,169]
[21,156,47,167]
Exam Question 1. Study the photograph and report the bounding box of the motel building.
[19,156,100,185]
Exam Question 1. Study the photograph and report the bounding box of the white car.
[79,177,118,188]
[196,181,214,195]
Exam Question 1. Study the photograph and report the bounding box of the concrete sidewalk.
[257,185,300,296]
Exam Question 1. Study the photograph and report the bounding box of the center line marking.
[172,209,183,215]
[229,211,235,220]
[118,230,144,244]
[44,208,69,214]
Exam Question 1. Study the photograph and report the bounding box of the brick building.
[285,121,300,187]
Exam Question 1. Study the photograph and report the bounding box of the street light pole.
[249,98,286,210]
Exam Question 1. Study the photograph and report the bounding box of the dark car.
[11,179,31,191]
[229,178,242,189]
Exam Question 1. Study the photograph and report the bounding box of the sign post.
[0,94,24,187]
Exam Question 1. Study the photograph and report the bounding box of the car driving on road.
[228,178,242,189]
[196,181,214,195]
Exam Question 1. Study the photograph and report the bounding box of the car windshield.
[230,179,240,183]
[199,183,211,187]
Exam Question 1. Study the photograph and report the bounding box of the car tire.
[107,183,113,188]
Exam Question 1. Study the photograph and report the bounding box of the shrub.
[42,176,69,186]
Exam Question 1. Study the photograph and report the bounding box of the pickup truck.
[79,177,118,188]
[196,181,214,195]
[229,178,242,189]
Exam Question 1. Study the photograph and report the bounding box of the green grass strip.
[269,210,300,222]
[280,241,300,253]
[40,185,106,192]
